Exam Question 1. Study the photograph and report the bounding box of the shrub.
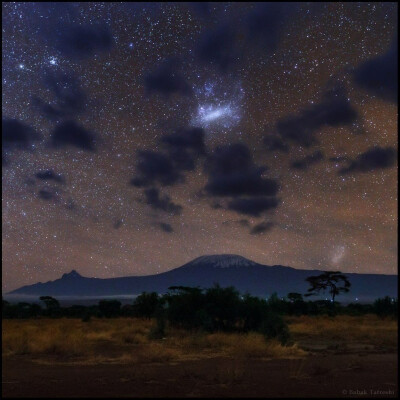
[132,292,161,318]
[148,308,166,339]
[203,285,241,332]
[240,294,268,332]
[98,300,121,318]
[165,286,205,330]
[374,296,398,318]
[260,312,290,345]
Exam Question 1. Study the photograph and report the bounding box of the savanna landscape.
[2,288,398,398]
[2,1,398,398]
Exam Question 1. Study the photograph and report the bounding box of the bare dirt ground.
[2,352,397,398]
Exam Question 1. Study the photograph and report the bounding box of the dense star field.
[2,2,398,292]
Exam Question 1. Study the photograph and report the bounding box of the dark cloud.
[50,120,96,151]
[131,150,184,187]
[32,70,86,120]
[188,2,212,18]
[38,189,57,201]
[290,150,324,170]
[113,219,123,229]
[206,143,253,175]
[211,202,223,209]
[246,3,297,52]
[227,197,279,217]
[143,188,182,215]
[2,118,42,165]
[353,39,398,103]
[196,24,238,72]
[204,143,279,197]
[339,146,397,174]
[192,3,301,72]
[56,24,113,59]
[263,135,289,153]
[161,127,206,154]
[158,222,173,233]
[205,168,279,197]
[161,127,206,172]
[35,170,65,184]
[131,127,206,190]
[203,143,280,217]
[250,221,275,235]
[32,98,65,120]
[276,86,358,147]
[2,118,42,150]
[144,59,192,97]
[168,148,197,171]
[27,4,112,59]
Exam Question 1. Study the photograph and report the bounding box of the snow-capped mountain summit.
[188,254,257,268]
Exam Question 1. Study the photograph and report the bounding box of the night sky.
[2,2,398,292]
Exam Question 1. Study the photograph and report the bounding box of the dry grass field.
[2,317,306,363]
[287,314,398,349]
[2,315,398,397]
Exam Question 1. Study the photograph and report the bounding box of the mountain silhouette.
[7,254,397,302]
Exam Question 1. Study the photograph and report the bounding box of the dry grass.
[2,318,152,358]
[2,319,89,356]
[2,318,305,363]
[3,315,395,365]
[196,332,305,358]
[287,314,398,348]
[165,329,305,359]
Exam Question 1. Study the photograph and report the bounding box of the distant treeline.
[2,286,397,326]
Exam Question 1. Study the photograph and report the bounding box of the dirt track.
[2,353,397,398]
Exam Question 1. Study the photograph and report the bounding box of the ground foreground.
[2,315,398,398]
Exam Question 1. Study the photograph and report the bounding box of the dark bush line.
[2,290,397,325]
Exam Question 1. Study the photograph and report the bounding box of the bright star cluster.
[192,80,244,133]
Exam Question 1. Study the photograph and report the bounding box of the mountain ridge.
[7,254,397,303]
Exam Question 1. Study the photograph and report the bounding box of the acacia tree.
[287,292,304,303]
[39,295,61,317]
[39,296,60,310]
[304,271,351,302]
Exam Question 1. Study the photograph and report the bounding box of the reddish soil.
[2,353,397,398]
